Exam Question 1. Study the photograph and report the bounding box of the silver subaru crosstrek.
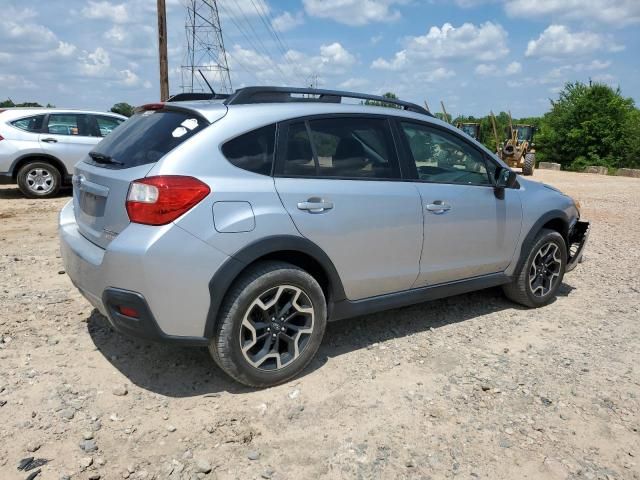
[59,87,589,387]
[0,108,126,197]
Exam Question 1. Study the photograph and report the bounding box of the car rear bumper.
[59,200,229,343]
[566,220,590,272]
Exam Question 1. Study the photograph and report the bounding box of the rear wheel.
[503,228,567,308]
[16,161,61,198]
[522,153,535,176]
[209,261,327,387]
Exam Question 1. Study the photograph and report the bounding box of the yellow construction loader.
[491,111,536,176]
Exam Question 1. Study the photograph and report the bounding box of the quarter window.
[221,124,276,176]
[401,122,491,185]
[95,116,125,137]
[282,117,400,179]
[10,115,45,133]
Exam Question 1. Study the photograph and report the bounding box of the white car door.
[39,113,102,173]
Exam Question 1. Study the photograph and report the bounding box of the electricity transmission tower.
[181,0,232,94]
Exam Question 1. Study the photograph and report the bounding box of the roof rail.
[224,86,432,116]
[166,92,230,103]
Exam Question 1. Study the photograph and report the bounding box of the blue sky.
[1,0,638,117]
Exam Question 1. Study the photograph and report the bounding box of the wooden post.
[157,0,169,101]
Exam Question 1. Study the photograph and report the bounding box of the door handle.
[426,201,452,214]
[297,198,334,213]
[41,138,58,143]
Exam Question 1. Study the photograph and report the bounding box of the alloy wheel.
[239,285,314,371]
[528,242,562,297]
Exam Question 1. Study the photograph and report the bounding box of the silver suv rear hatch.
[73,103,226,249]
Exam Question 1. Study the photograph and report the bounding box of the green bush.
[536,82,640,170]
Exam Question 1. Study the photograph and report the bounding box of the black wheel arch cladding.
[204,235,345,338]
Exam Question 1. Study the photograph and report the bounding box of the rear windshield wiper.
[89,152,124,166]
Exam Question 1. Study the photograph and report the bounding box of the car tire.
[522,153,535,176]
[503,228,567,308]
[209,261,327,388]
[16,161,62,198]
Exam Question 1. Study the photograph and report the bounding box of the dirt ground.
[0,170,638,480]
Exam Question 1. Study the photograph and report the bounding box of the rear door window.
[88,109,207,169]
[46,114,96,137]
[280,117,400,179]
[95,115,125,137]
[10,115,45,133]
[221,124,276,175]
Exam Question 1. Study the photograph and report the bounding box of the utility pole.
[307,73,319,89]
[157,0,169,101]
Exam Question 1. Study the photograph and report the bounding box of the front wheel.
[503,229,567,308]
[209,261,327,387]
[17,161,61,198]
[522,153,535,176]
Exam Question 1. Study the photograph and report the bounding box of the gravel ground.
[0,170,638,480]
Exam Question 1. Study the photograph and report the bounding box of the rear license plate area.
[79,192,106,217]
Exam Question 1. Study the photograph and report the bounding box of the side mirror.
[494,167,517,198]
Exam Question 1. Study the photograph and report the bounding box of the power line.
[248,0,306,85]
[222,0,294,85]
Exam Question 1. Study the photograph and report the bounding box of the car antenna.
[198,69,216,97]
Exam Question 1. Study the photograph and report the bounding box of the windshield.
[88,109,208,169]
[516,126,533,141]
[461,125,478,138]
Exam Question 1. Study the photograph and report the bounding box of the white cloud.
[416,67,456,82]
[55,41,77,57]
[228,42,357,84]
[119,69,141,87]
[0,8,58,52]
[505,61,522,75]
[475,64,496,76]
[319,42,356,67]
[475,60,521,76]
[372,21,509,71]
[525,25,623,58]
[104,26,128,44]
[303,0,403,26]
[272,11,304,31]
[0,74,36,89]
[508,59,615,91]
[82,1,129,24]
[79,47,111,77]
[505,0,640,27]
[117,69,152,88]
[371,51,408,71]
[406,22,509,61]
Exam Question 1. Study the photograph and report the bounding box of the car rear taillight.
[0,134,4,141]
[126,176,210,226]
[118,305,139,318]
[136,103,165,112]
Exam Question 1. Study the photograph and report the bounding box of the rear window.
[89,109,208,168]
[221,124,276,175]
[11,115,45,133]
